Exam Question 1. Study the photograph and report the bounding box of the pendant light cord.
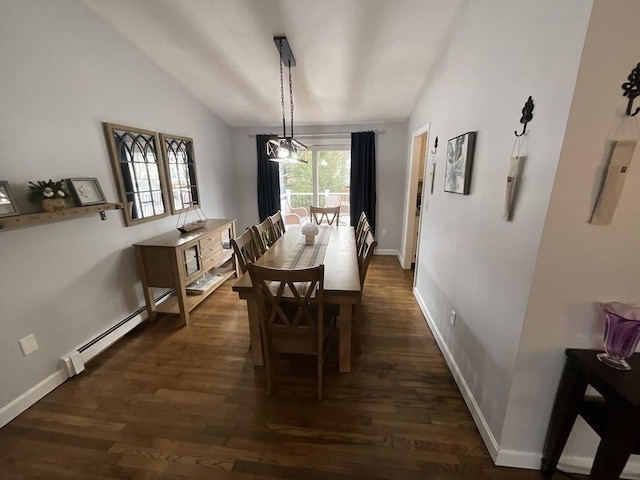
[279,56,286,137]
[289,62,294,139]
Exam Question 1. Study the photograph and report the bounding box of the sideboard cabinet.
[133,218,236,326]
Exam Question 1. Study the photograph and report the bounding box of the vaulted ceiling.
[82,0,461,127]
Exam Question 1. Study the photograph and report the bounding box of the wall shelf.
[0,203,123,231]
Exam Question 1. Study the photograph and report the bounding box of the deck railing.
[280,190,351,225]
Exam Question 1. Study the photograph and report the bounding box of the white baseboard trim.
[413,287,640,479]
[374,249,400,260]
[0,369,67,428]
[559,455,640,480]
[0,294,168,429]
[495,449,540,469]
[413,287,501,461]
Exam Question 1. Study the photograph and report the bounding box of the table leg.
[175,285,190,326]
[246,298,264,367]
[591,406,639,480]
[135,247,156,322]
[541,359,588,477]
[339,303,352,373]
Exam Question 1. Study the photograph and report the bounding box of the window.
[159,133,199,214]
[280,140,351,225]
[103,123,169,226]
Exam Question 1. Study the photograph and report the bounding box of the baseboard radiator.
[61,291,171,377]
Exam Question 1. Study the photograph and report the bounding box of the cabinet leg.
[142,287,156,322]
[176,289,189,326]
[541,360,588,476]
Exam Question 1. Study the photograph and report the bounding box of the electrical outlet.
[381,229,387,237]
[19,334,38,356]
[450,310,456,326]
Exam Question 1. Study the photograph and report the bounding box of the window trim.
[158,133,200,215]
[103,122,170,227]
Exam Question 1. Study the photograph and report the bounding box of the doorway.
[401,125,430,272]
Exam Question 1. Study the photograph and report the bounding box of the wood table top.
[233,225,361,296]
[567,348,640,407]
[132,218,235,248]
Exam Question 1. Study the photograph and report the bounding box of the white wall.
[230,122,408,252]
[408,0,592,452]
[0,0,233,411]
[500,0,640,473]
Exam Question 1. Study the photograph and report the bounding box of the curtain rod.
[247,129,384,139]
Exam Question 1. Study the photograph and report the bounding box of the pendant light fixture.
[266,36,308,164]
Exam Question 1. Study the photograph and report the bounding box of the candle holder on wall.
[622,62,640,117]
[514,96,534,137]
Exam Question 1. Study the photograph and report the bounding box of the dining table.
[232,224,361,373]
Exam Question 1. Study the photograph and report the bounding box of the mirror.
[103,123,169,226]
[159,133,200,214]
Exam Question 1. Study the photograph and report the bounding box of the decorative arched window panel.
[159,134,199,214]
[103,123,169,226]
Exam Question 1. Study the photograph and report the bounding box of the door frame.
[400,123,430,270]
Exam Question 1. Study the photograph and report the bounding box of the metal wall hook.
[514,96,534,137]
[431,136,438,154]
[622,62,640,117]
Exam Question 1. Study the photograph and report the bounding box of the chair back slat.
[249,265,324,331]
[356,218,371,257]
[355,211,367,237]
[251,218,276,255]
[269,210,286,238]
[231,228,259,274]
[310,206,340,226]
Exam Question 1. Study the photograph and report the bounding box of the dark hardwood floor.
[0,257,561,479]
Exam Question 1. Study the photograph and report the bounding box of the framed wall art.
[0,181,19,217]
[67,177,106,206]
[445,131,477,195]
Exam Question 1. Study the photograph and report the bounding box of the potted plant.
[28,179,69,212]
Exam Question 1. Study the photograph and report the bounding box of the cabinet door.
[183,244,200,278]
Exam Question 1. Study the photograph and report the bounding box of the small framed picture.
[445,131,477,195]
[0,181,19,217]
[67,178,106,206]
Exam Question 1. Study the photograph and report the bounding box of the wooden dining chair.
[247,263,330,400]
[269,210,286,239]
[310,206,340,226]
[230,228,259,274]
[251,218,276,256]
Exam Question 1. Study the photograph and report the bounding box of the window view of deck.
[280,148,350,225]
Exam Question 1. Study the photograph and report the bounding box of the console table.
[133,219,236,326]
[542,349,640,479]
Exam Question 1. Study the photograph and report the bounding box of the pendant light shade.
[267,36,308,164]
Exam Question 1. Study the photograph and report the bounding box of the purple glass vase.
[596,302,640,371]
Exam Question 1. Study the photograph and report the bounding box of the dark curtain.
[350,131,376,231]
[256,134,281,221]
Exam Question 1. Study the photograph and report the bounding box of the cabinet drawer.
[202,253,220,272]
[200,232,222,250]
[200,243,223,261]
